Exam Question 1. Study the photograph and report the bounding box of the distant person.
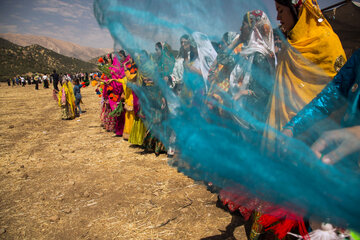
[12,77,15,87]
[7,78,11,86]
[34,74,39,90]
[51,70,60,92]
[21,76,25,87]
[43,74,49,88]
[73,78,83,116]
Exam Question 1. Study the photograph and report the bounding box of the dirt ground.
[0,83,247,240]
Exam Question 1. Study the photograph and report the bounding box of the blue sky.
[0,0,348,49]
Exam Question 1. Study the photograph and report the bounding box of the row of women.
[94,0,360,239]
[94,50,169,155]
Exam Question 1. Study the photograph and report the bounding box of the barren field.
[0,83,246,239]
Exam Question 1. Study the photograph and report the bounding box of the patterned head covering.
[244,10,265,28]
[157,42,175,78]
[275,0,303,23]
[241,10,275,58]
[222,32,238,47]
[217,32,238,66]
[230,10,275,95]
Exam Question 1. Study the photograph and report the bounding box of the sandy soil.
[0,83,247,240]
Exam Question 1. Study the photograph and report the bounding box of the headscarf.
[192,32,218,89]
[230,10,275,95]
[178,34,198,61]
[207,32,240,97]
[138,52,157,86]
[108,55,122,79]
[157,42,175,79]
[217,32,239,66]
[265,0,347,134]
[170,32,217,93]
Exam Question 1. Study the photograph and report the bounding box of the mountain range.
[0,33,112,61]
[0,38,97,80]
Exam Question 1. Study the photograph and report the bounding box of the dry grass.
[0,83,246,239]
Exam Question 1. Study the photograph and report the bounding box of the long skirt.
[110,102,125,136]
[129,118,146,145]
[142,129,166,155]
[123,110,135,140]
[102,102,115,132]
[61,102,74,120]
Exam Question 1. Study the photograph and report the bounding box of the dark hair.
[275,0,300,24]
[155,42,162,50]
[108,54,113,64]
[119,50,127,58]
[74,79,80,85]
[53,69,56,73]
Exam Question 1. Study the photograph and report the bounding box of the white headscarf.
[192,32,218,91]
[171,32,217,93]
[230,10,276,95]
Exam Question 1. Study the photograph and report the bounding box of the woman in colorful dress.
[58,78,76,120]
[141,79,167,156]
[137,47,167,155]
[265,0,346,138]
[207,32,241,110]
[242,0,346,238]
[118,50,138,140]
[101,78,116,132]
[129,50,152,145]
[218,10,278,240]
[229,10,276,131]
[108,54,126,137]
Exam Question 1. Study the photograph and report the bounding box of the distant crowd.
[6,71,101,91]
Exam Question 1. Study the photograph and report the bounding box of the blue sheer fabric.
[93,0,360,230]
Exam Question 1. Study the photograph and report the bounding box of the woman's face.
[239,21,250,43]
[275,2,296,33]
[155,46,161,56]
[180,38,190,51]
[119,53,126,61]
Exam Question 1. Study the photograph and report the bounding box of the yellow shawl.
[118,71,137,111]
[58,81,76,117]
[266,0,346,133]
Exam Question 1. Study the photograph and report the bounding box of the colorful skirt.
[129,118,146,145]
[61,103,74,120]
[102,102,115,132]
[142,129,166,155]
[123,110,135,140]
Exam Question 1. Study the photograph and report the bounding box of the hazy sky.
[0,0,348,49]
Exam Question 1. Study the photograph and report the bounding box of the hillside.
[0,33,112,61]
[0,38,97,80]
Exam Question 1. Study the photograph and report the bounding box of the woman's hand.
[282,128,293,138]
[311,126,360,165]
[233,89,255,101]
[161,97,166,110]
